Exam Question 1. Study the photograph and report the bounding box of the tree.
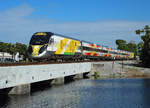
[15,42,28,60]
[127,42,137,52]
[116,39,126,46]
[0,42,5,52]
[7,43,17,55]
[137,42,143,51]
[137,42,143,56]
[115,39,127,50]
[136,25,150,67]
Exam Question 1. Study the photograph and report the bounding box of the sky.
[0,0,150,48]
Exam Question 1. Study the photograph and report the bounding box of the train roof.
[34,32,54,36]
[81,40,95,44]
[34,32,81,41]
[54,33,81,41]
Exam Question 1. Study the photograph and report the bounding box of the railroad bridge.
[0,61,126,95]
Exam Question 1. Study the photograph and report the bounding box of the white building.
[0,52,13,59]
[0,52,22,62]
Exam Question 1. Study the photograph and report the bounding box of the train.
[27,32,134,61]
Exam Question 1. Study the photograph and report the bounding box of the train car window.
[30,35,50,45]
[49,38,54,44]
[75,42,77,46]
[78,46,82,50]
[82,46,108,53]
[109,51,117,54]
[99,49,108,53]
[77,46,80,50]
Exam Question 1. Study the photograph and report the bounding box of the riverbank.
[91,60,150,79]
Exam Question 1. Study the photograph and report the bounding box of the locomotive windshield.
[30,34,50,45]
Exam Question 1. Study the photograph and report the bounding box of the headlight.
[39,45,47,54]
[28,46,33,54]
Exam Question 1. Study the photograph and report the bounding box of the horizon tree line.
[0,42,27,60]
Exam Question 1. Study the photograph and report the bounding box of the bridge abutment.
[74,73,83,79]
[8,84,31,95]
[50,77,64,85]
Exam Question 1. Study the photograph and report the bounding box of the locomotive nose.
[32,45,43,57]
[28,45,45,58]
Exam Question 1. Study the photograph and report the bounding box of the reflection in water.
[0,94,9,108]
[0,88,11,108]
[1,78,150,108]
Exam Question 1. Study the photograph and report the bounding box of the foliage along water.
[1,78,150,108]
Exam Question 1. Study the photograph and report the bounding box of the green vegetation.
[115,39,137,57]
[137,42,143,56]
[116,39,127,50]
[94,72,100,79]
[0,41,27,60]
[136,25,150,67]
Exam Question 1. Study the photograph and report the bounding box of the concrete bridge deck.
[0,62,91,94]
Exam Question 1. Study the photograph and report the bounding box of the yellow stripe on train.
[55,38,69,54]
[65,40,80,54]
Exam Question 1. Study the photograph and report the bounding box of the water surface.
[1,78,150,108]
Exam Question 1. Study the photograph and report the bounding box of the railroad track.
[0,60,118,67]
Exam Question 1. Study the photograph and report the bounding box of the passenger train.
[27,32,134,61]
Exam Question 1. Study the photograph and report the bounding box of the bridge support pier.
[50,77,64,85]
[74,73,83,79]
[83,72,90,78]
[8,84,31,95]
[64,75,75,83]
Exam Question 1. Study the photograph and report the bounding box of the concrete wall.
[91,61,125,77]
[0,62,91,89]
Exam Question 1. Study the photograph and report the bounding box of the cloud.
[0,4,150,48]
